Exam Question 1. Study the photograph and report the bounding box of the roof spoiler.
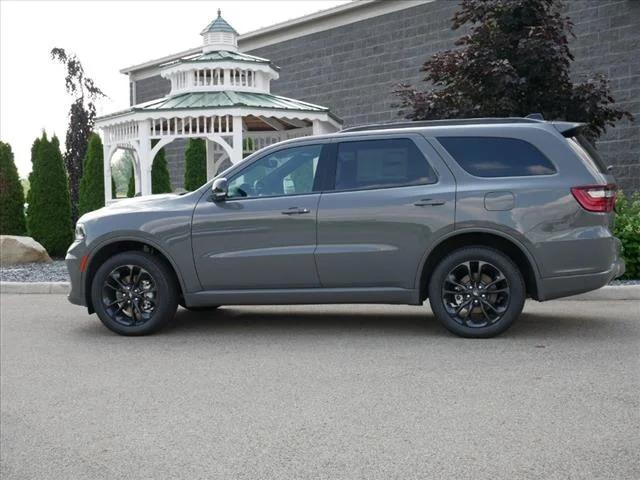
[551,121,587,137]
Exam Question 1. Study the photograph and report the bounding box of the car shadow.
[157,305,622,340]
[72,304,628,341]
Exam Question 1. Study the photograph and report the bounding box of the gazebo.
[96,10,342,203]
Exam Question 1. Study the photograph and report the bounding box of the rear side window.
[567,135,608,174]
[437,136,557,177]
[334,138,436,191]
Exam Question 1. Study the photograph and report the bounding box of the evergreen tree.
[184,138,207,191]
[26,133,73,257]
[127,162,136,197]
[77,133,105,216]
[112,176,117,199]
[394,0,633,139]
[151,142,172,194]
[0,141,27,235]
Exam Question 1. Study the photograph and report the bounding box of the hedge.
[184,138,206,191]
[78,133,105,215]
[26,133,73,257]
[0,141,27,235]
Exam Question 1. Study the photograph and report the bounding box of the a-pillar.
[103,142,113,204]
[137,120,153,196]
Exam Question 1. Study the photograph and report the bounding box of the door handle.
[414,199,445,207]
[281,207,311,215]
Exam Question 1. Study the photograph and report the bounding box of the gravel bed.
[1,259,639,286]
[1,260,69,283]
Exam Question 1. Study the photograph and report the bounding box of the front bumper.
[65,240,88,307]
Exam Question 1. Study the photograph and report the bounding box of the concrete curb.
[1,281,639,300]
[1,282,71,294]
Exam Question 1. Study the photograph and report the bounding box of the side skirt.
[183,287,420,307]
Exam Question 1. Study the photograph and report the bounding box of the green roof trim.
[97,91,342,123]
[201,10,238,35]
[160,50,279,71]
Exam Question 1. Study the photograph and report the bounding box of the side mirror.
[211,177,228,201]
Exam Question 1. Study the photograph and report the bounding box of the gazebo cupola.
[95,10,342,204]
[201,9,239,52]
[161,11,279,95]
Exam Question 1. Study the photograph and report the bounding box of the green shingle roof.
[142,91,328,112]
[97,91,342,123]
[201,10,238,35]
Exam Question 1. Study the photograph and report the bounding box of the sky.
[0,0,350,177]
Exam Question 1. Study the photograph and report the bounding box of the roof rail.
[339,117,544,133]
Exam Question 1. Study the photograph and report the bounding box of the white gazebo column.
[231,115,243,164]
[132,150,141,194]
[103,142,113,203]
[205,138,216,180]
[312,119,334,135]
[137,120,153,196]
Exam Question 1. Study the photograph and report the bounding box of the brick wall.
[134,0,639,191]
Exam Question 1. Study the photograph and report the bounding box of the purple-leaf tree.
[394,0,633,140]
[51,48,105,223]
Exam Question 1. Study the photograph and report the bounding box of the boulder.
[0,236,52,265]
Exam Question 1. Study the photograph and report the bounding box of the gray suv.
[66,117,624,338]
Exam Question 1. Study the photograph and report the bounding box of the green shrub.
[78,133,105,216]
[184,138,206,191]
[0,141,27,235]
[615,191,640,279]
[112,177,117,199]
[151,142,171,194]
[26,133,73,257]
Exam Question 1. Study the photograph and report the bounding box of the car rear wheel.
[91,251,178,336]
[428,247,525,338]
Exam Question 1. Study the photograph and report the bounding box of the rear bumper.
[538,256,625,301]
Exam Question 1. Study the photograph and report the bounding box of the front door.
[192,143,326,290]
[315,134,456,290]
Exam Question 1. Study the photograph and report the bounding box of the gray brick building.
[122,0,639,192]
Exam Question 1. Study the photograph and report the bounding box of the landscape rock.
[0,235,52,265]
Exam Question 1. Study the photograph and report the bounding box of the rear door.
[315,134,456,289]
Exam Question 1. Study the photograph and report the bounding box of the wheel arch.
[417,230,542,302]
[84,237,186,313]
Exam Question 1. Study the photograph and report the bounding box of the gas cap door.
[484,191,515,211]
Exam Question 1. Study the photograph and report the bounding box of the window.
[567,135,608,174]
[334,138,436,191]
[227,144,322,198]
[437,137,556,177]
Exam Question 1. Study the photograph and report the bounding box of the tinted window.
[334,138,436,191]
[567,135,608,174]
[437,137,556,177]
[227,144,321,198]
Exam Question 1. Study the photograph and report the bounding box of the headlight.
[75,223,86,241]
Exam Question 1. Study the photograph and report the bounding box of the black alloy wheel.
[91,251,178,336]
[101,264,157,327]
[428,247,525,338]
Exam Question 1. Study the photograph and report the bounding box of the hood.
[79,194,181,223]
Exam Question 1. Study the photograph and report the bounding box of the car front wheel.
[91,251,178,336]
[428,247,525,338]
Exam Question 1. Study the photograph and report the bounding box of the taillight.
[571,184,617,212]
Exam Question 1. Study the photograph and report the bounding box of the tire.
[427,247,525,338]
[91,251,178,336]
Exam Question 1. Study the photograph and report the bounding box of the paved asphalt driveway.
[1,294,638,480]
